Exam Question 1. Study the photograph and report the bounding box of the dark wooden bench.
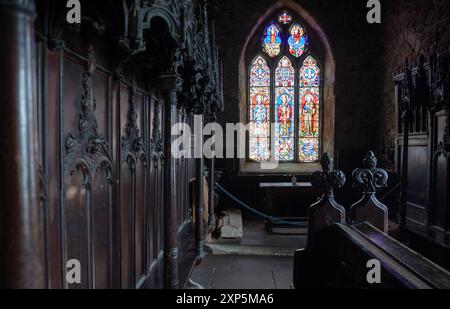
[294,222,450,289]
[293,152,450,289]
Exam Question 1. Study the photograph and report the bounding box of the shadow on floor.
[191,218,305,289]
[190,255,294,289]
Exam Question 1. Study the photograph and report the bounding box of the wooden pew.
[293,152,450,289]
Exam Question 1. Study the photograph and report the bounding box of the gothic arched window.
[248,11,322,163]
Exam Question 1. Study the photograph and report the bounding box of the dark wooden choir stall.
[294,151,450,289]
[293,37,450,289]
[394,37,450,269]
[0,0,223,289]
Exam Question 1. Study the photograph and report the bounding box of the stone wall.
[381,0,450,158]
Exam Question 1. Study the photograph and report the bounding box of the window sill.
[240,160,321,175]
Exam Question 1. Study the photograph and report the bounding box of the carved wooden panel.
[31,0,217,290]
[432,111,450,230]
[92,163,112,288]
[433,153,448,228]
[120,160,133,288]
[396,134,431,228]
[64,164,90,289]
[136,156,147,283]
[406,140,430,226]
[45,50,64,288]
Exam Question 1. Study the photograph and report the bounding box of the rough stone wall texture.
[209,0,385,173]
[381,0,450,157]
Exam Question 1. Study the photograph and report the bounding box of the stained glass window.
[288,23,307,58]
[248,11,321,164]
[263,24,282,58]
[299,56,320,162]
[249,57,271,162]
[275,58,295,161]
[250,56,270,87]
[300,55,320,87]
[278,12,292,24]
[275,56,295,87]
[299,138,319,163]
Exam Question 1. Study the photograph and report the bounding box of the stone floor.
[205,217,307,256]
[190,255,294,289]
[190,217,306,289]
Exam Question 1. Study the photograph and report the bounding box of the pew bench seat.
[293,222,450,289]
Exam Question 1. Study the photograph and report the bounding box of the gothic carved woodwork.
[121,82,146,161]
[64,47,113,178]
[396,57,432,134]
[44,0,109,52]
[311,154,346,198]
[115,0,225,119]
[395,30,450,237]
[2,0,223,289]
[350,151,389,233]
[205,23,224,122]
[414,57,431,133]
[120,0,184,56]
[308,154,346,248]
[62,46,114,289]
[431,37,450,152]
[398,61,414,133]
[431,48,450,228]
[398,61,413,228]
[430,32,450,114]
[151,98,164,167]
[119,79,150,288]
[182,0,223,118]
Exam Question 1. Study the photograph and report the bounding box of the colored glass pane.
[299,55,320,163]
[299,55,320,87]
[288,23,307,58]
[263,24,282,58]
[278,12,292,25]
[249,138,270,162]
[250,56,270,87]
[299,87,320,138]
[249,87,271,161]
[275,87,295,161]
[275,56,295,87]
[299,138,319,162]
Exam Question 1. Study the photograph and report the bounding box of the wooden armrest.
[351,222,450,289]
